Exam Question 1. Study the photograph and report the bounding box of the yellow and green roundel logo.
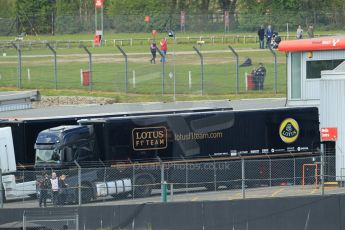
[279,118,299,143]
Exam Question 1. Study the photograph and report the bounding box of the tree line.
[0,0,345,35]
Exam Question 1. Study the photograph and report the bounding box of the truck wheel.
[80,184,93,203]
[134,176,153,198]
[1,187,5,203]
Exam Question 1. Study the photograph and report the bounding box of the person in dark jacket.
[150,42,157,64]
[58,174,68,205]
[37,172,50,207]
[265,25,273,48]
[254,63,266,90]
[258,25,265,49]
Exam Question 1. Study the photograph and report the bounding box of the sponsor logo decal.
[132,126,167,150]
[279,118,299,143]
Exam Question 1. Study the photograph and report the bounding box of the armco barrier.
[0,194,344,230]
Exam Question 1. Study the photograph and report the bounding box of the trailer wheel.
[134,176,153,198]
[205,183,216,191]
[111,192,129,200]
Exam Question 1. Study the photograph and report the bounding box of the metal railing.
[0,45,284,96]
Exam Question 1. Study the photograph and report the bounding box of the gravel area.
[32,96,116,108]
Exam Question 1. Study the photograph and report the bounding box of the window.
[291,53,301,99]
[306,59,345,79]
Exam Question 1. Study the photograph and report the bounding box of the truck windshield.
[35,149,61,164]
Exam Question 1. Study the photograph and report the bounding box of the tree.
[0,0,16,18]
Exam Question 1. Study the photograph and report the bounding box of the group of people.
[149,38,168,64]
[257,25,273,49]
[36,172,68,207]
[258,24,314,49]
[251,63,266,91]
[296,25,314,39]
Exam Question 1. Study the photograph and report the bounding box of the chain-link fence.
[23,209,78,230]
[1,154,344,209]
[0,41,287,96]
[1,11,344,35]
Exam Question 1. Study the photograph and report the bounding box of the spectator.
[37,172,50,207]
[58,174,68,206]
[265,25,273,48]
[258,25,265,49]
[50,172,59,207]
[150,42,157,64]
[254,63,266,90]
[160,38,168,62]
[296,25,303,39]
[307,25,314,38]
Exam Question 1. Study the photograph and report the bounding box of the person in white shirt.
[50,172,59,206]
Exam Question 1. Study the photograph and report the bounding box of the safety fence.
[0,42,286,96]
[1,11,343,35]
[0,154,343,209]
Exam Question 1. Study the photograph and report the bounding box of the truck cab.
[34,125,99,169]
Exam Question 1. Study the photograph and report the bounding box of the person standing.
[265,25,273,48]
[296,25,303,39]
[254,63,266,90]
[160,38,168,63]
[258,25,265,49]
[58,174,68,206]
[50,172,59,207]
[150,42,157,64]
[38,172,50,207]
[307,25,314,38]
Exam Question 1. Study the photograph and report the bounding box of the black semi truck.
[34,107,322,202]
[0,108,225,167]
[0,108,228,201]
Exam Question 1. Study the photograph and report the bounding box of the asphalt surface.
[0,98,286,119]
[3,185,344,209]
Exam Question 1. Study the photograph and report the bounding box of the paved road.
[3,185,344,209]
[0,98,286,119]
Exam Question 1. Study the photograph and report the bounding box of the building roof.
[278,36,345,52]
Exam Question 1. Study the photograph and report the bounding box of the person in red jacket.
[160,38,168,62]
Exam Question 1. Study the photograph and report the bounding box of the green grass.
[0,32,291,102]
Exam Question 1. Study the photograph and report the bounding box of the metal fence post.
[132,164,135,199]
[74,161,82,206]
[79,44,93,91]
[11,42,22,89]
[116,45,128,94]
[293,158,296,185]
[186,162,189,193]
[321,143,325,195]
[0,168,3,208]
[156,48,165,95]
[23,211,26,230]
[241,158,245,199]
[76,213,79,230]
[46,43,58,89]
[161,163,167,202]
[193,46,204,95]
[228,45,239,94]
[268,46,277,94]
[269,158,272,187]
[213,159,217,191]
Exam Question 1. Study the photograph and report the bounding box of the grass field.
[0,32,298,102]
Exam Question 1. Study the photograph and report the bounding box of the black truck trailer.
[34,107,322,202]
[0,107,228,167]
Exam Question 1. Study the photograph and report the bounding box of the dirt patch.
[32,96,116,108]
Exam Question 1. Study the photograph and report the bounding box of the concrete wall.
[0,194,344,230]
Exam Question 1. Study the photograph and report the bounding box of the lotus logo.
[279,118,299,143]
